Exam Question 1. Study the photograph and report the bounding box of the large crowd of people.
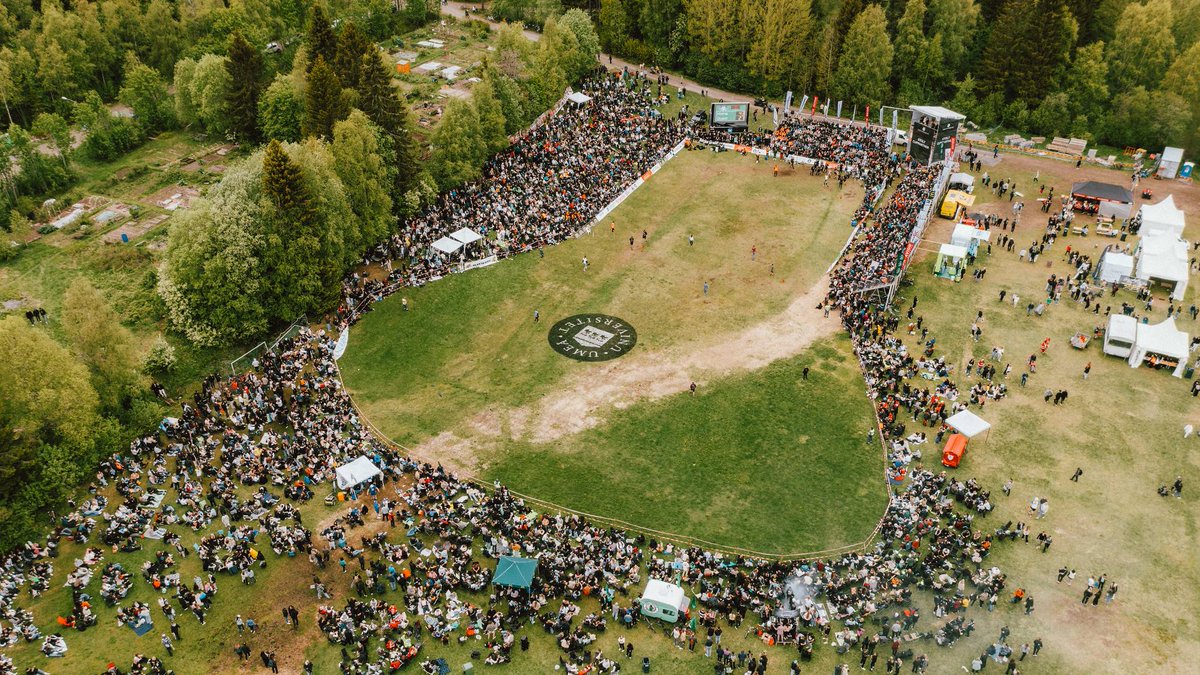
[0,69,1038,675]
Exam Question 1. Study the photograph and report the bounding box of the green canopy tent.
[492,556,538,589]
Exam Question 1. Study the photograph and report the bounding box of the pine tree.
[261,140,324,317]
[307,3,338,73]
[302,56,347,140]
[747,0,814,96]
[336,21,374,90]
[832,0,869,58]
[892,0,927,87]
[472,79,509,154]
[263,140,311,218]
[226,32,264,141]
[355,51,419,197]
[977,0,1030,100]
[832,4,894,107]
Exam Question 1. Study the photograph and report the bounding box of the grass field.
[340,149,887,553]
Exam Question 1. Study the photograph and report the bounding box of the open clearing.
[341,150,887,554]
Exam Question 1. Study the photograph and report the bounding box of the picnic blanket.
[126,620,155,636]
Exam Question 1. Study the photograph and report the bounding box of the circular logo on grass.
[548,314,637,362]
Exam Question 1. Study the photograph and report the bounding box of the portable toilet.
[941,434,967,468]
[639,579,688,623]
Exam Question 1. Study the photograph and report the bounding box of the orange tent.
[942,434,968,467]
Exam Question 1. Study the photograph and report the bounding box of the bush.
[143,335,178,373]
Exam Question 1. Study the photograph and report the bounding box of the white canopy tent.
[449,227,483,245]
[1138,195,1186,239]
[566,91,592,105]
[946,409,992,442]
[950,223,990,245]
[1135,234,1190,300]
[431,236,464,254]
[1157,147,1184,179]
[335,456,382,490]
[1104,314,1138,358]
[1096,251,1134,284]
[948,172,975,192]
[1128,317,1190,377]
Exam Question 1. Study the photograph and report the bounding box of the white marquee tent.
[449,227,483,245]
[566,91,593,105]
[1127,316,1190,377]
[1138,195,1186,239]
[1135,234,1190,300]
[946,409,992,441]
[431,236,463,255]
[335,456,382,490]
[1096,250,1134,284]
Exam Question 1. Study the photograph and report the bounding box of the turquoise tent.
[492,556,538,589]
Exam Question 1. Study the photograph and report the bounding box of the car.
[891,129,909,146]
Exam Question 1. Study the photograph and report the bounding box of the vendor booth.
[1071,181,1134,219]
[941,434,968,468]
[1103,314,1138,358]
[1135,234,1190,301]
[948,172,975,193]
[934,243,969,280]
[491,556,538,589]
[1127,316,1190,377]
[1095,250,1135,284]
[1157,146,1184,179]
[950,223,990,256]
[335,456,382,491]
[1137,195,1186,239]
[430,236,463,257]
[639,579,689,623]
[565,91,592,106]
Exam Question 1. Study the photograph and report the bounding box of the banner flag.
[836,101,843,118]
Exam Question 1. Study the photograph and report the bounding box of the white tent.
[1096,251,1134,284]
[639,579,688,622]
[1138,195,1186,239]
[946,409,992,440]
[449,227,483,245]
[1158,147,1184,179]
[1135,234,1190,300]
[335,456,382,490]
[1128,316,1190,377]
[566,91,592,105]
[950,223,990,245]
[431,236,463,254]
[1104,314,1138,358]
[948,172,975,192]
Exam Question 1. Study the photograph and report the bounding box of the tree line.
[594,0,1200,153]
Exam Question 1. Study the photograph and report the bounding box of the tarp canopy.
[431,236,463,254]
[949,172,975,190]
[335,456,382,490]
[946,409,992,439]
[1097,251,1134,284]
[492,556,538,588]
[939,243,969,259]
[1139,195,1186,239]
[952,223,990,243]
[1071,181,1133,204]
[1104,314,1138,358]
[566,91,592,105]
[449,227,483,245]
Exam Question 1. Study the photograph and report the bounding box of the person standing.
[703,281,709,295]
[161,634,174,656]
[533,310,539,323]
[1071,467,1083,482]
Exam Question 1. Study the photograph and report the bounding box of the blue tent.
[491,555,538,589]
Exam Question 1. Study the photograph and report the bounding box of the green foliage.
[1107,0,1175,93]
[307,3,338,72]
[1067,41,1110,122]
[483,66,528,135]
[430,98,487,189]
[598,0,630,53]
[30,111,71,167]
[355,51,419,199]
[258,74,305,143]
[1029,92,1072,136]
[1101,86,1191,149]
[143,335,178,373]
[832,4,893,107]
[332,110,395,254]
[225,32,265,141]
[472,79,510,154]
[118,53,175,134]
[335,21,373,90]
[747,0,814,96]
[186,54,233,136]
[61,277,144,414]
[302,56,348,140]
[73,91,145,161]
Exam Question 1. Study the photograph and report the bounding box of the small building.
[907,105,965,166]
[1157,146,1184,179]
[1135,234,1190,301]
[1103,314,1138,358]
[1095,250,1134,284]
[950,223,990,256]
[1071,181,1134,219]
[639,579,688,623]
[934,243,969,280]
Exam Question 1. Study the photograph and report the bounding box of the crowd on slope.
[0,69,1040,674]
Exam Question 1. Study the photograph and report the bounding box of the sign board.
[710,102,750,130]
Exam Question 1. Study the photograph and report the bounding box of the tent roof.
[449,227,483,244]
[945,409,991,438]
[431,236,463,254]
[1139,195,1185,230]
[335,456,382,490]
[492,556,538,588]
[1136,317,1189,359]
[952,223,990,242]
[1071,181,1132,203]
[939,243,969,258]
[641,579,686,608]
[1162,147,1184,163]
[1137,235,1189,282]
[1107,314,1138,343]
[949,172,975,187]
[566,91,592,104]
[1101,251,1134,271]
[909,105,965,120]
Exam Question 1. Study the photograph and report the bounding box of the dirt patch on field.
[404,274,840,469]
